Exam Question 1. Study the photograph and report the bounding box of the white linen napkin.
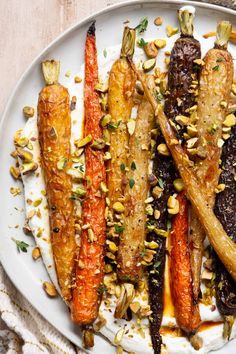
[0,264,85,354]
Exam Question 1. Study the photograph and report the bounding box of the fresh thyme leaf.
[131,161,136,171]
[193,64,201,72]
[212,65,220,71]
[135,17,148,34]
[12,239,29,253]
[216,57,224,62]
[97,283,107,293]
[114,224,125,234]
[158,177,164,189]
[129,178,135,188]
[107,120,121,130]
[78,164,85,172]
[120,163,125,171]
[137,38,147,48]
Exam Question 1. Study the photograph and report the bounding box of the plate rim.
[1,0,236,351]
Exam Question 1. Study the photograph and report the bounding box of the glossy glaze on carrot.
[71,22,106,325]
[170,192,201,333]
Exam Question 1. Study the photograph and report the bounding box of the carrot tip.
[88,21,96,36]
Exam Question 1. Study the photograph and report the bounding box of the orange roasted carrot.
[71,22,106,325]
[170,192,201,333]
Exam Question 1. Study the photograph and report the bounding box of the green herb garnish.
[135,17,148,34]
[216,57,224,62]
[212,65,220,71]
[158,177,164,189]
[97,283,108,293]
[114,224,125,234]
[12,238,29,253]
[120,163,125,171]
[103,48,107,58]
[131,161,136,171]
[137,38,147,48]
[129,178,135,188]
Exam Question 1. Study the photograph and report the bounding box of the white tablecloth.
[0,264,84,354]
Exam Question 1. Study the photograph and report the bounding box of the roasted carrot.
[131,60,236,284]
[107,26,136,206]
[189,21,233,301]
[145,9,201,351]
[170,192,201,333]
[38,60,76,302]
[117,76,155,284]
[71,22,106,325]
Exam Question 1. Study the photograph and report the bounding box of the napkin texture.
[0,264,84,354]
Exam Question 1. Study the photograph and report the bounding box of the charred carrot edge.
[71,22,106,326]
[170,192,201,333]
[38,60,76,302]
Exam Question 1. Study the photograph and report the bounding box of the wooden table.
[0,0,234,116]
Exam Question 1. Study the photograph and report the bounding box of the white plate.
[0,1,236,353]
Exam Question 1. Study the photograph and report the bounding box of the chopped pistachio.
[14,130,29,147]
[107,240,118,253]
[10,166,21,180]
[114,328,125,345]
[167,195,179,215]
[72,186,86,198]
[145,204,154,215]
[144,42,158,58]
[101,114,111,127]
[166,25,178,37]
[231,83,236,95]
[88,228,96,242]
[193,59,205,66]
[152,186,163,198]
[215,183,226,193]
[154,17,163,26]
[10,187,21,196]
[23,106,34,118]
[145,240,159,249]
[175,115,188,126]
[154,39,166,49]
[21,162,38,175]
[32,247,41,260]
[223,114,236,127]
[157,143,170,156]
[33,198,42,207]
[202,269,213,280]
[186,137,198,149]
[16,148,33,162]
[75,135,92,148]
[104,264,113,273]
[220,101,227,108]
[217,138,224,148]
[154,209,161,219]
[103,151,111,161]
[164,57,170,65]
[173,178,184,192]
[91,138,106,150]
[127,119,136,135]
[95,81,108,93]
[65,70,71,77]
[223,133,230,140]
[43,281,57,297]
[144,197,154,204]
[100,182,108,193]
[130,301,141,314]
[154,228,169,237]
[187,124,198,137]
[57,157,68,170]
[142,58,156,72]
[113,202,125,213]
[74,76,82,83]
[222,126,231,133]
[103,129,110,143]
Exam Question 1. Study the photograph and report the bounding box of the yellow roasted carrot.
[38,60,76,302]
[107,26,136,206]
[189,21,233,301]
[117,76,155,284]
